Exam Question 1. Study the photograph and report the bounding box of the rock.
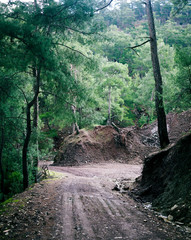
[168,215,174,221]
[175,221,184,225]
[185,227,191,233]
[171,204,178,211]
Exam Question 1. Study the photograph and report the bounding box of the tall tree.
[146,0,170,148]
[0,116,5,201]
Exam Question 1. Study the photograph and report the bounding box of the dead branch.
[111,122,120,133]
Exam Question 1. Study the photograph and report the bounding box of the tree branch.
[48,0,79,18]
[0,86,17,99]
[94,0,114,12]
[28,67,41,108]
[51,24,101,36]
[15,85,28,104]
[130,39,151,49]
[5,116,27,121]
[55,42,91,59]
[40,91,76,108]
[131,48,140,56]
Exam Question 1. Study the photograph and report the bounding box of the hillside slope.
[133,132,191,225]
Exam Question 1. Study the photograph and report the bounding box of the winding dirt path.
[0,163,190,240]
[48,163,189,240]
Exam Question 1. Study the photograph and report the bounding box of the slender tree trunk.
[0,122,5,201]
[72,105,80,134]
[22,106,31,190]
[78,107,82,129]
[22,67,41,190]
[32,68,39,183]
[146,0,169,149]
[34,0,37,10]
[107,86,112,125]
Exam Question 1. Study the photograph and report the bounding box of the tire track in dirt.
[73,194,95,239]
[49,164,190,240]
[61,193,75,240]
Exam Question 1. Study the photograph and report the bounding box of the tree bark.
[146,0,170,149]
[22,106,31,190]
[22,67,41,190]
[0,122,5,201]
[72,105,80,135]
[107,86,112,125]
[32,67,39,183]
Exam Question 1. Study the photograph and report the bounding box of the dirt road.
[48,163,189,240]
[0,163,190,240]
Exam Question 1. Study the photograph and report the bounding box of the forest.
[0,0,191,202]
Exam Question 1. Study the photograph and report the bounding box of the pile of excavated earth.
[54,109,191,226]
[54,110,191,166]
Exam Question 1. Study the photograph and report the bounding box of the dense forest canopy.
[0,0,191,200]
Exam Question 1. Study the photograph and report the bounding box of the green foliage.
[0,0,109,199]
[0,0,191,200]
[7,172,23,196]
[0,198,20,206]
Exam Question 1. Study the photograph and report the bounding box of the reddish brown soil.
[1,110,190,240]
[54,125,157,166]
[0,163,190,240]
[54,110,191,167]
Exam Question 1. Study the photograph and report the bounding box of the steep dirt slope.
[132,132,191,225]
[54,110,191,166]
[54,125,155,166]
[139,109,191,147]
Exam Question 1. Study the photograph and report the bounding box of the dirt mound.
[139,109,191,147]
[54,125,153,166]
[132,132,191,225]
[54,110,191,166]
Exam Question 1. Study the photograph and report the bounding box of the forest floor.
[0,162,191,240]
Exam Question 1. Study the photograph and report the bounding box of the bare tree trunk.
[0,121,5,201]
[72,105,80,134]
[146,0,169,149]
[32,68,39,183]
[107,86,112,125]
[34,0,37,10]
[22,67,41,190]
[22,106,31,190]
